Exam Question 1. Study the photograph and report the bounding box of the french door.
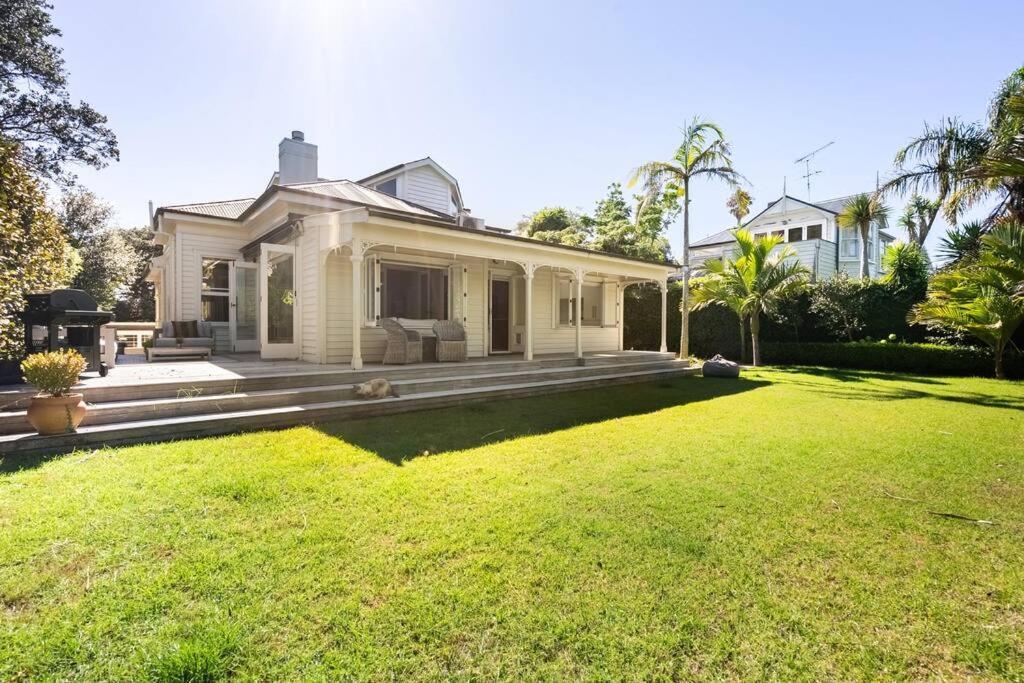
[259,243,299,359]
[490,277,510,353]
[231,262,259,352]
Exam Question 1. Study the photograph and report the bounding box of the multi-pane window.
[840,228,859,258]
[557,279,603,326]
[787,226,804,242]
[369,262,449,321]
[806,224,822,240]
[201,258,230,322]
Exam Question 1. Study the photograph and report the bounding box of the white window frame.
[365,256,453,325]
[200,257,231,323]
[840,226,859,258]
[552,273,604,328]
[373,176,401,198]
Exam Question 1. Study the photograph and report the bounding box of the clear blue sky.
[52,0,1024,256]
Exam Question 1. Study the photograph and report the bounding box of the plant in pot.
[21,350,88,435]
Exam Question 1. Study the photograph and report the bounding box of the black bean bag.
[702,354,740,378]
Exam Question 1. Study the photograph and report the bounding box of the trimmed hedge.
[761,341,1023,378]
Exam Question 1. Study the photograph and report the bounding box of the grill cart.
[20,289,114,377]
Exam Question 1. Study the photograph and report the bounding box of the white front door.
[232,262,259,352]
[259,243,299,359]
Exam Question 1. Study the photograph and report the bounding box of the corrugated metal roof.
[283,180,444,217]
[160,179,447,221]
[812,194,867,214]
[163,198,255,219]
[691,229,736,247]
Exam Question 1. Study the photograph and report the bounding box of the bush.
[21,349,86,396]
[761,341,1022,378]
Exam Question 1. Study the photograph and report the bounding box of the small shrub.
[761,341,1023,378]
[20,350,86,396]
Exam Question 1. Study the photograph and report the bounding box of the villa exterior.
[146,132,675,368]
[690,194,896,280]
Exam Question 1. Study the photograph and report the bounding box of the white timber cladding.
[154,203,672,363]
[402,166,453,215]
[301,211,671,362]
[176,225,249,352]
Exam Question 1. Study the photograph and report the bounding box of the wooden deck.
[5,351,657,395]
[0,351,695,457]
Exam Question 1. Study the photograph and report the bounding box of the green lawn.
[2,368,1023,681]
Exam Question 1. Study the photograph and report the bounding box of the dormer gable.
[358,157,463,216]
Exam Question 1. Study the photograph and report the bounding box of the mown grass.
[1,368,1022,680]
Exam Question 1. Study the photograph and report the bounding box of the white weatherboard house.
[146,132,676,368]
[690,194,896,280]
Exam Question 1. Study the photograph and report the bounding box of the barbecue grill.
[19,289,114,377]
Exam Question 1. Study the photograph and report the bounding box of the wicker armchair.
[381,317,423,364]
[433,320,467,362]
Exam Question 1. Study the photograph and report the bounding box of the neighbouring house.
[690,194,896,279]
[146,131,676,367]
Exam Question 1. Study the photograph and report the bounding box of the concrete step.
[0,353,676,410]
[0,364,697,457]
[0,359,686,435]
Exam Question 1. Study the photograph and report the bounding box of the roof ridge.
[164,196,256,209]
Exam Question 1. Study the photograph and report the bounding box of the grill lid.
[25,289,100,313]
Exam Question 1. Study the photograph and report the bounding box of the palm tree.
[630,118,744,359]
[690,263,748,363]
[910,223,1024,378]
[726,188,753,226]
[880,118,989,227]
[837,193,890,279]
[897,204,919,245]
[693,230,807,366]
[881,241,930,293]
[938,221,987,264]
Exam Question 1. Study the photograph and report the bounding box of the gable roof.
[690,229,736,248]
[358,157,463,208]
[158,179,447,223]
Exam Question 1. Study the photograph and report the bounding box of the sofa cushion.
[153,338,179,348]
[180,337,214,348]
[172,320,199,339]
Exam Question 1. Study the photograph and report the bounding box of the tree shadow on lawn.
[312,376,769,465]
[766,366,1024,412]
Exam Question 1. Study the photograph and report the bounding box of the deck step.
[0,352,677,410]
[0,364,697,456]
[0,359,685,435]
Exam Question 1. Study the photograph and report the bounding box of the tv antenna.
[794,140,834,200]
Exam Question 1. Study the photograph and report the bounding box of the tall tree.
[590,183,675,262]
[0,140,78,359]
[630,118,743,359]
[897,204,919,245]
[726,187,752,226]
[882,66,1024,227]
[516,206,591,247]
[72,228,145,312]
[0,0,118,180]
[880,118,988,229]
[57,185,113,247]
[112,226,158,321]
[837,193,890,279]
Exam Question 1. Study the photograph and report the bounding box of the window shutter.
[602,282,617,326]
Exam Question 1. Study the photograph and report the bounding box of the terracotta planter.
[26,394,87,435]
